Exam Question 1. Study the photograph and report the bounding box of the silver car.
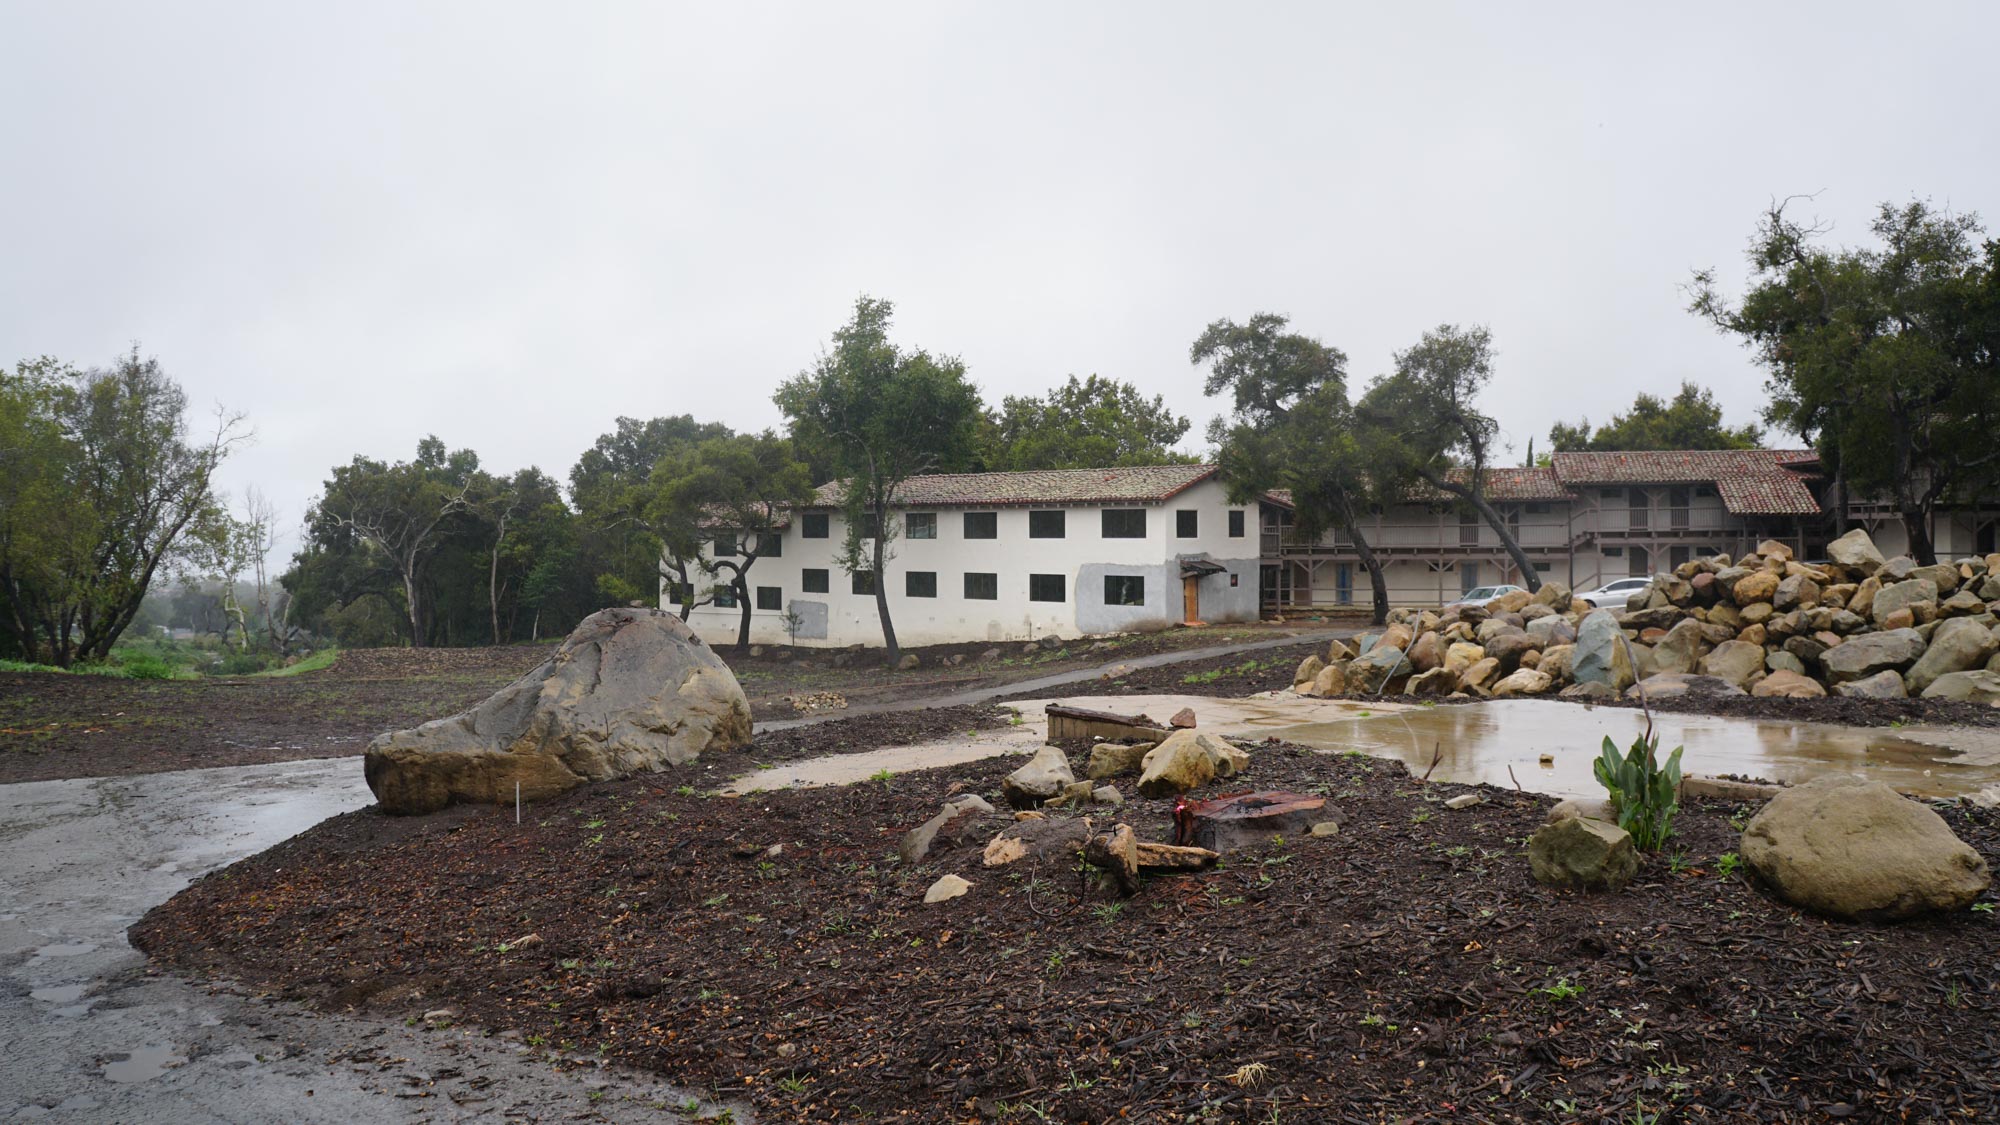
[1442,584,1526,612]
[1579,576,1655,608]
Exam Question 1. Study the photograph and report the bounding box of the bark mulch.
[136,715,2000,1123]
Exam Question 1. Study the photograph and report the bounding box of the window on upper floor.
[756,586,782,610]
[1175,510,1198,538]
[851,570,876,595]
[964,512,997,539]
[755,531,781,557]
[964,572,998,600]
[1229,510,1245,538]
[906,513,936,540]
[1101,509,1146,538]
[906,571,937,598]
[802,513,829,539]
[714,533,738,557]
[801,568,829,594]
[1028,510,1065,538]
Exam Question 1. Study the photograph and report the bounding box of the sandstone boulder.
[900,794,995,863]
[1827,528,1886,575]
[1459,657,1502,694]
[1751,669,1826,699]
[1309,661,1348,697]
[1293,654,1325,688]
[1532,580,1572,609]
[1697,640,1767,689]
[1136,731,1247,798]
[1733,570,1780,606]
[1086,741,1153,780]
[1406,631,1444,673]
[1628,672,1747,700]
[1443,641,1485,678]
[1872,578,1940,628]
[1349,645,1414,689]
[1491,668,1553,697]
[364,608,752,815]
[1904,617,2000,695]
[1529,816,1638,891]
[1833,670,1908,698]
[1774,574,1821,612]
[1003,746,1077,809]
[1741,776,1990,920]
[1921,670,2000,705]
[1648,618,1704,675]
[1405,667,1458,695]
[1820,628,1927,683]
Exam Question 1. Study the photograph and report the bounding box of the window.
[1459,511,1479,546]
[713,584,737,608]
[859,513,881,539]
[1533,562,1552,573]
[1101,509,1146,538]
[1628,488,1650,531]
[802,513,829,539]
[714,533,739,557]
[1461,564,1480,594]
[963,511,997,539]
[755,531,781,558]
[1028,510,1065,538]
[851,571,876,595]
[906,512,936,540]
[801,568,829,594]
[666,581,691,605]
[1104,575,1145,605]
[1334,563,1353,605]
[1229,573,1239,587]
[906,571,937,598]
[964,572,998,600]
[1228,510,1245,538]
[1600,488,1623,500]
[1176,510,1198,538]
[756,586,782,610]
[1526,502,1551,514]
[1029,574,1066,602]
[1602,546,1624,558]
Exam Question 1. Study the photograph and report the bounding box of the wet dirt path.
[0,758,745,1123]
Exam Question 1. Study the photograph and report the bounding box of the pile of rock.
[1295,529,2000,705]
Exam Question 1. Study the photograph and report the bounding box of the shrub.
[1592,720,1683,851]
[117,652,178,680]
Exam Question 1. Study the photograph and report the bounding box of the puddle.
[28,941,97,965]
[725,730,1042,793]
[1278,700,2000,801]
[103,1045,184,1083]
[31,983,87,1003]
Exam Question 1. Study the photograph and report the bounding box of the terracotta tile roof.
[1263,467,1570,509]
[812,464,1218,509]
[1551,450,1821,515]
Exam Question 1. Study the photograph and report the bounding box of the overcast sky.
[4,3,1994,554]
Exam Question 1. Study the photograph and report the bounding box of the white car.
[1579,576,1655,608]
[1441,584,1526,612]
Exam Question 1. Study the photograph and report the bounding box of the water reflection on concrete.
[1278,700,2000,801]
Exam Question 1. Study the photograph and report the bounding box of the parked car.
[1441,584,1526,612]
[1578,576,1656,608]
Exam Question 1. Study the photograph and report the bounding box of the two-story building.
[677,465,1262,648]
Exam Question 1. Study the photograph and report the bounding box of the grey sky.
[4,3,1994,554]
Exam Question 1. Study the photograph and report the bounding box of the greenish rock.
[1529,816,1638,892]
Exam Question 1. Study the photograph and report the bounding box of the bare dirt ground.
[0,622,1355,784]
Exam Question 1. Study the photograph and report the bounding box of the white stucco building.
[676,465,1263,648]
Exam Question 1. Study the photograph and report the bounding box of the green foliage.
[0,349,242,666]
[1192,312,1390,625]
[775,297,984,660]
[1690,197,2000,563]
[1549,381,1764,452]
[1592,723,1684,851]
[985,374,1195,470]
[251,648,339,677]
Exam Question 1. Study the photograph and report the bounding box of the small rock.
[1444,793,1484,810]
[983,816,1092,867]
[1309,820,1340,837]
[423,1008,457,1024]
[1545,797,1615,824]
[1092,785,1124,806]
[1086,741,1153,781]
[1529,816,1639,891]
[1002,746,1077,809]
[923,874,971,904]
[1133,841,1220,871]
[1083,824,1141,895]
[509,933,544,948]
[896,653,921,671]
[1169,707,1197,729]
[1136,731,1248,798]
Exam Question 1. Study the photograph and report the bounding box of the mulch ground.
[136,711,2000,1123]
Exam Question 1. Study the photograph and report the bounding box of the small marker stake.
[515,781,521,825]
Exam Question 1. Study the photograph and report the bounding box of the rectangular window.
[802,513,829,539]
[1461,564,1480,594]
[1228,509,1246,538]
[906,512,936,540]
[1533,562,1552,573]
[964,572,998,600]
[859,513,881,539]
[1602,546,1624,558]
[755,531,782,558]
[1334,563,1353,605]
[1029,573,1066,602]
[714,533,739,557]
[1459,511,1479,546]
[906,571,937,598]
[963,511,997,539]
[1028,510,1065,538]
[1101,509,1146,538]
[1175,510,1198,538]
[1628,488,1650,531]
[851,570,876,595]
[713,584,737,608]
[755,586,781,610]
[1526,502,1551,514]
[801,568,829,594]
[1104,575,1145,605]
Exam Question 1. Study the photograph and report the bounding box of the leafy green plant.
[1716,852,1742,879]
[1592,718,1684,851]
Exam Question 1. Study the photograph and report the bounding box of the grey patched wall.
[786,599,829,640]
[1075,563,1177,634]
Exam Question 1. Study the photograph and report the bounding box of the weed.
[1537,977,1585,1001]
[1716,852,1743,879]
[1666,852,1690,875]
[870,767,896,786]
[1092,902,1125,923]
[1409,810,1432,825]
[776,1076,810,1094]
[1972,902,1995,915]
[675,785,695,797]
[1593,719,1683,850]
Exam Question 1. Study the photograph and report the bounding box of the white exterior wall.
[677,479,1259,648]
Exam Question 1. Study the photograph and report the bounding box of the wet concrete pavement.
[0,758,742,1123]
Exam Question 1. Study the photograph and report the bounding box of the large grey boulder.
[1904,618,2000,695]
[1921,670,2000,705]
[1649,618,1705,676]
[1571,609,1635,690]
[1348,644,1413,689]
[1697,640,1767,688]
[1872,578,1940,627]
[1529,816,1638,891]
[1741,776,1991,921]
[1826,528,1886,575]
[1820,628,1927,683]
[364,608,753,815]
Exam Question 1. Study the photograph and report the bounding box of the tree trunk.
[1423,472,1542,592]
[1903,506,1938,566]
[401,567,427,648]
[1345,522,1392,626]
[735,574,753,648]
[870,501,899,663]
[489,545,503,645]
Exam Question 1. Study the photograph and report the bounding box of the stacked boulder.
[1293,529,2000,705]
